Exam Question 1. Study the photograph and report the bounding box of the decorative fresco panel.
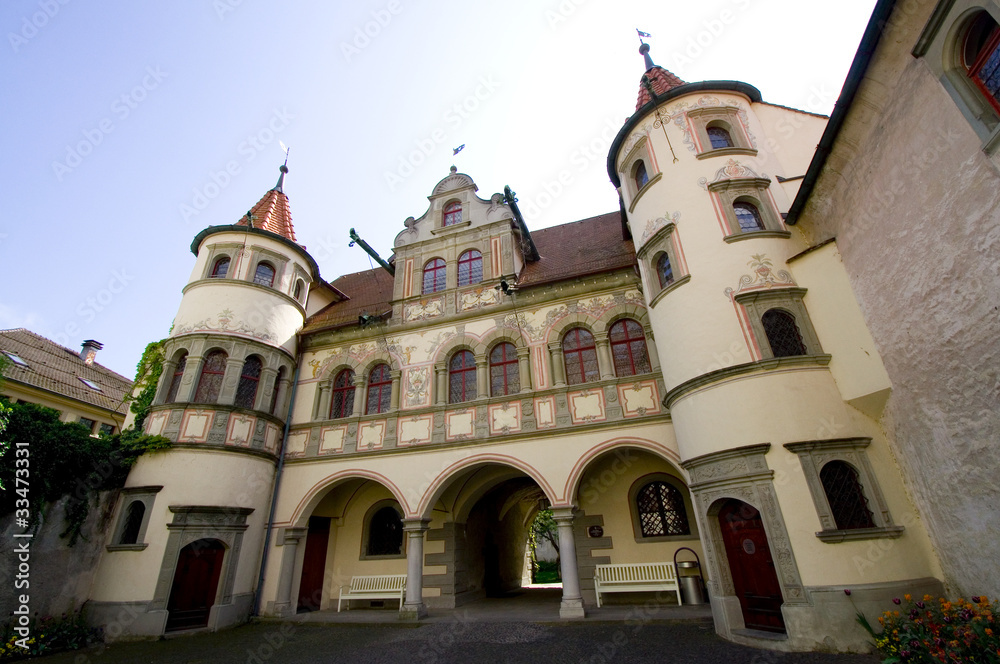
[146,410,169,437]
[357,421,386,450]
[446,409,476,441]
[319,425,347,454]
[179,410,213,442]
[618,381,660,418]
[398,415,433,446]
[285,430,309,457]
[568,389,606,424]
[225,414,255,446]
[488,401,521,435]
[534,396,557,428]
[404,366,431,407]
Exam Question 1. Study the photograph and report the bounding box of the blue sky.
[1,0,877,378]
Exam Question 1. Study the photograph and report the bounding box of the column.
[552,507,585,618]
[274,373,291,418]
[317,383,331,420]
[548,343,566,387]
[400,519,430,620]
[351,374,366,417]
[154,358,178,405]
[644,326,661,371]
[219,357,245,405]
[390,370,402,410]
[176,356,203,403]
[517,347,533,392]
[594,332,616,380]
[273,527,306,617]
[255,367,278,412]
[475,356,489,399]
[435,364,448,405]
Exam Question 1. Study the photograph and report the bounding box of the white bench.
[337,574,407,612]
[593,562,681,608]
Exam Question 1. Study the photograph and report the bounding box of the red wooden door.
[297,517,331,612]
[718,500,785,633]
[165,539,225,632]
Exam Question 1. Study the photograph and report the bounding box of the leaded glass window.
[449,350,477,403]
[367,506,403,556]
[166,353,187,403]
[490,343,519,396]
[634,160,649,190]
[965,13,1000,114]
[423,258,446,294]
[820,461,876,530]
[254,262,275,287]
[443,201,462,227]
[366,364,392,415]
[330,369,355,419]
[457,250,483,286]
[707,126,733,149]
[657,253,674,289]
[637,481,690,537]
[194,350,227,403]
[733,202,765,232]
[563,328,599,385]
[234,356,262,409]
[762,309,807,357]
[211,256,230,278]
[609,319,651,377]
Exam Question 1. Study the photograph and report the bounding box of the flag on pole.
[636,29,651,38]
[453,144,465,155]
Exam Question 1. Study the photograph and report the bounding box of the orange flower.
[904,594,912,602]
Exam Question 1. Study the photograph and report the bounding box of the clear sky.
[1,0,877,378]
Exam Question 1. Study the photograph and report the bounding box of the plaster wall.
[188,231,313,293]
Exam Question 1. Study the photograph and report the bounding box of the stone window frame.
[201,242,243,280]
[783,438,904,543]
[245,246,290,292]
[360,499,407,560]
[442,199,463,227]
[707,177,790,242]
[618,135,663,213]
[687,107,758,159]
[636,222,692,307]
[627,473,699,543]
[914,1,1000,152]
[107,485,162,552]
[734,288,823,360]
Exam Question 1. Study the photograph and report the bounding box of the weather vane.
[279,140,290,167]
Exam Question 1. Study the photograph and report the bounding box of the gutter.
[252,362,301,617]
[784,0,899,224]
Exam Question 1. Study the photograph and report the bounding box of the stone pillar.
[351,374,366,417]
[594,333,616,380]
[435,364,447,405]
[256,366,278,412]
[155,358,179,405]
[219,357,245,405]
[401,519,430,620]
[553,507,585,618]
[176,355,203,402]
[644,326,661,371]
[517,347,533,392]
[274,373,291,418]
[390,370,401,410]
[317,383,331,420]
[476,356,489,399]
[273,527,306,617]
[548,343,566,387]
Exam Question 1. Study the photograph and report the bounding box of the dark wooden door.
[718,500,785,633]
[297,517,331,612]
[165,539,225,632]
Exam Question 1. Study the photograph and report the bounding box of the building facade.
[84,0,1000,652]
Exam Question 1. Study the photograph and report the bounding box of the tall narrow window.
[762,309,807,357]
[457,250,483,286]
[449,350,477,403]
[563,328,599,385]
[733,202,765,232]
[120,501,145,545]
[964,13,1000,114]
[656,253,674,288]
[330,369,355,419]
[211,256,230,278]
[166,353,187,403]
[235,356,262,409]
[294,279,304,301]
[707,126,734,149]
[490,343,520,396]
[609,319,651,377]
[194,350,227,403]
[366,363,392,415]
[634,160,649,190]
[820,461,876,530]
[270,366,285,415]
[443,201,462,227]
[254,262,275,287]
[423,258,446,293]
[367,506,403,556]
[636,481,690,537]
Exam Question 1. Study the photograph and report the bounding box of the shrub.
[0,611,101,661]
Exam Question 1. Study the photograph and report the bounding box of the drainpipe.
[253,362,301,617]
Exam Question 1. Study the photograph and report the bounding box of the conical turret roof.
[235,165,296,241]
[635,43,685,110]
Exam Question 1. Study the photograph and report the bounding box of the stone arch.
[289,470,412,527]
[562,437,684,503]
[593,303,651,334]
[432,332,483,365]
[476,327,529,355]
[545,312,597,346]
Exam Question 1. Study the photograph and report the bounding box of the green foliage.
[533,560,561,584]
[125,339,165,432]
[528,509,560,583]
[0,354,10,490]
[0,610,101,660]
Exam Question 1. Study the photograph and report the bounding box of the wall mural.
[639,211,682,248]
[172,307,276,343]
[723,254,796,300]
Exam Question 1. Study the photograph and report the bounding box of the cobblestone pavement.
[39,619,879,664]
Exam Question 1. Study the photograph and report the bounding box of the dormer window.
[443,201,462,227]
[254,262,275,288]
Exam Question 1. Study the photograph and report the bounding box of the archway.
[165,539,226,632]
[718,500,785,633]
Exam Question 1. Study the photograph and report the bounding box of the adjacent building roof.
[302,268,395,334]
[0,328,133,414]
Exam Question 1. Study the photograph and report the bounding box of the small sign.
[588,525,603,538]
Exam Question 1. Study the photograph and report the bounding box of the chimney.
[80,340,103,365]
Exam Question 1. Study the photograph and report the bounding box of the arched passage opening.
[165,539,226,632]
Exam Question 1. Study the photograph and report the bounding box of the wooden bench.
[593,562,681,608]
[337,574,407,612]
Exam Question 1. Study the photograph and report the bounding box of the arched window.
[366,505,404,556]
[609,319,651,377]
[457,250,483,286]
[269,366,285,415]
[634,160,649,190]
[820,461,876,530]
[234,356,262,409]
[707,125,734,149]
[656,253,674,288]
[448,350,477,403]
[964,12,1000,114]
[762,309,807,357]
[210,256,230,278]
[636,481,690,537]
[490,343,520,396]
[293,279,304,301]
[166,353,187,403]
[194,350,227,403]
[443,201,462,227]
[330,369,355,419]
[563,328,599,385]
[366,363,392,415]
[423,258,446,294]
[733,201,765,232]
[120,501,145,545]
[254,262,275,287]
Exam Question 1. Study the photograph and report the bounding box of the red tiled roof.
[236,188,296,242]
[302,268,394,334]
[0,328,133,414]
[518,212,636,286]
[636,67,686,110]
